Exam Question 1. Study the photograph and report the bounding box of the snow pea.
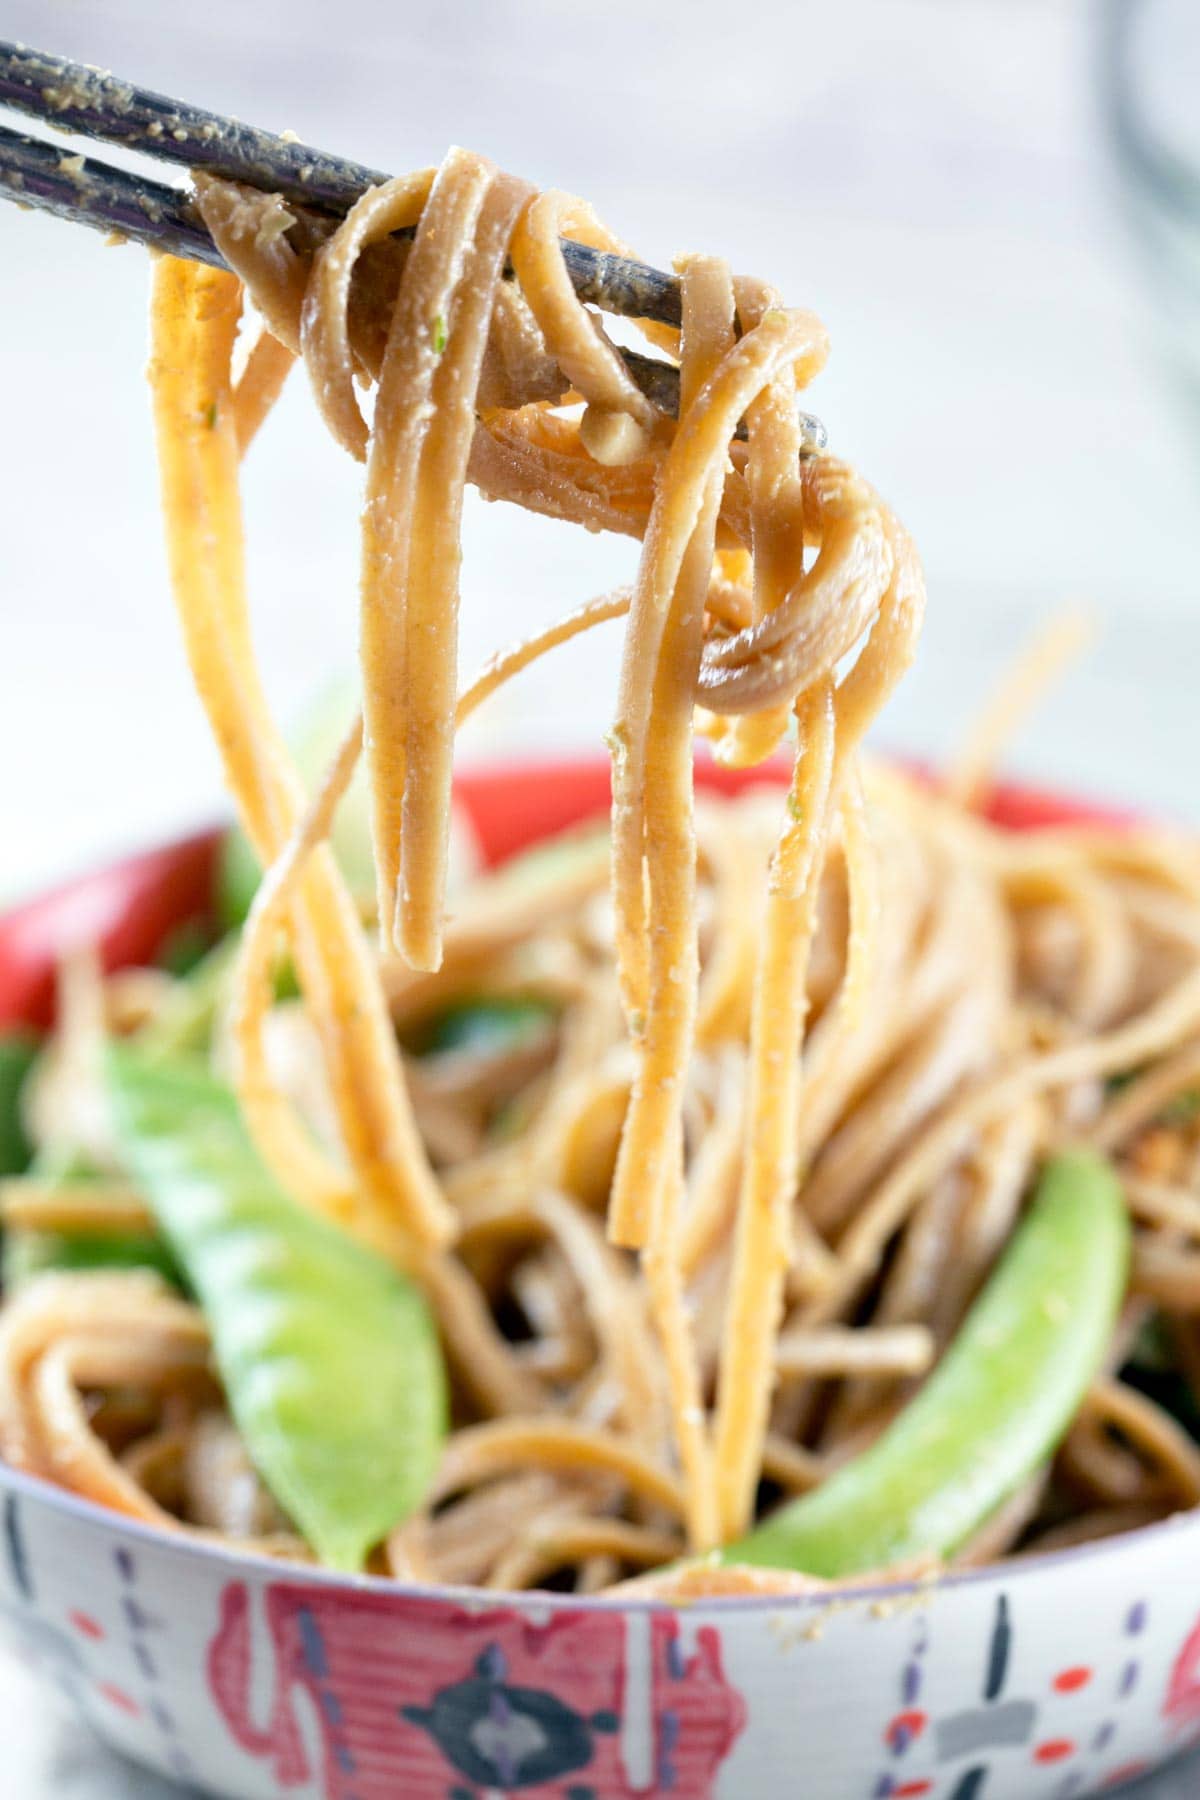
[0,1032,37,1176]
[107,1046,447,1572]
[3,1224,180,1290]
[420,997,555,1058]
[724,1149,1129,1577]
[155,919,219,978]
[136,934,241,1060]
[489,820,609,896]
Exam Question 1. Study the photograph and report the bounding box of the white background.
[1,0,1199,1793]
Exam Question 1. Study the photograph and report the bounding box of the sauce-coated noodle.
[5,149,1200,1592]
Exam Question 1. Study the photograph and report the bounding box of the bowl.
[2,756,1199,1800]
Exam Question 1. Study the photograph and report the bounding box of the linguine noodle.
[5,148,1200,1593]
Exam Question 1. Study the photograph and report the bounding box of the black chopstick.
[0,40,686,328]
[0,40,828,450]
[0,40,401,214]
[0,124,221,266]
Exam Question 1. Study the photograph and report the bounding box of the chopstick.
[0,40,828,449]
[0,123,221,266]
[0,42,688,325]
[0,42,427,225]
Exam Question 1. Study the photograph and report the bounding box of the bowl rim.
[3,1456,1196,1616]
[0,752,1184,1617]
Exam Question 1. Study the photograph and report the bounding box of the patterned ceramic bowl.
[1,758,1198,1800]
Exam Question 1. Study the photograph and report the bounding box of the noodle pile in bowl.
[3,147,1200,1594]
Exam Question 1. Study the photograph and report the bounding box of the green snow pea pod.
[136,933,241,1060]
[107,1046,447,1572]
[723,1148,1129,1577]
[489,820,609,897]
[420,997,555,1058]
[0,1032,38,1176]
[3,1225,181,1290]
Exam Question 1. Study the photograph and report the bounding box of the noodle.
[945,610,1094,811]
[9,143,1200,1594]
[148,256,451,1251]
[713,686,838,1537]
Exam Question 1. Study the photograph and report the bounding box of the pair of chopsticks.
[0,40,827,448]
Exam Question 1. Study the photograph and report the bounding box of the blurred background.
[2,0,1199,905]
